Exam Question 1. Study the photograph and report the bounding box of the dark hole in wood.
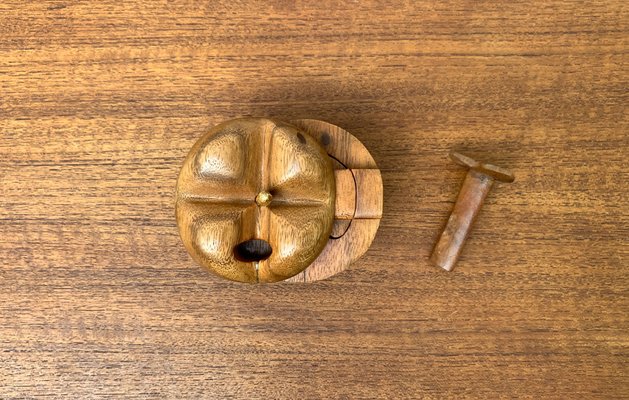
[234,239,272,262]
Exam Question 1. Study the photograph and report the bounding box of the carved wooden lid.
[175,118,335,283]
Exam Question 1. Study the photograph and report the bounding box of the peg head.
[450,151,515,183]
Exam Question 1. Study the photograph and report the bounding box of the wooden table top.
[1,1,627,398]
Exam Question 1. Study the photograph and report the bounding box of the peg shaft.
[431,170,494,271]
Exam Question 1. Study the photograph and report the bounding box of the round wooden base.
[286,120,383,283]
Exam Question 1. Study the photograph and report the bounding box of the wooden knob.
[175,118,335,283]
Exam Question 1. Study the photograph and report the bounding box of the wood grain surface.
[0,1,627,398]
[175,117,337,283]
[286,119,383,283]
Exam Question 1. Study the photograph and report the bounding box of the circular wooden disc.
[285,119,383,283]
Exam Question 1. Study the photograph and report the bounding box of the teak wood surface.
[175,117,338,283]
[0,1,627,399]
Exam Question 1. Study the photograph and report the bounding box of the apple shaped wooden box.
[175,118,382,283]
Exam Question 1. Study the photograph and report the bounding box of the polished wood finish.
[333,169,355,220]
[286,120,383,283]
[175,117,382,284]
[0,1,627,398]
[175,118,335,283]
[353,169,384,220]
[431,152,514,271]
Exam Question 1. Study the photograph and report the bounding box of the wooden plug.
[334,169,382,220]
